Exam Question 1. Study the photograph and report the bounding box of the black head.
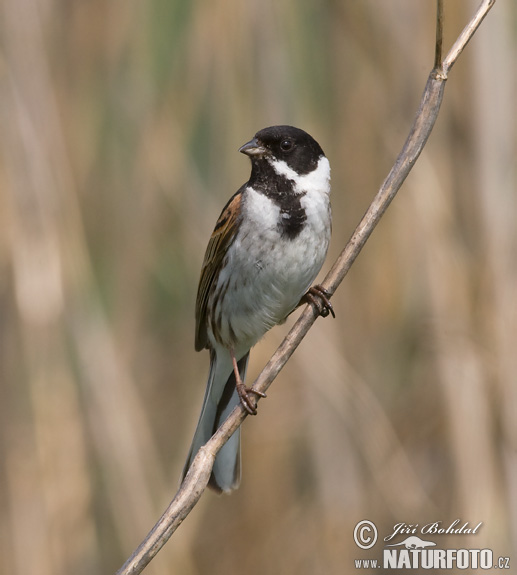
[239,125,325,175]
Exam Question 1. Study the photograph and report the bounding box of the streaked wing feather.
[195,188,243,351]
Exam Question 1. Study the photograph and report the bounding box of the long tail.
[182,348,249,493]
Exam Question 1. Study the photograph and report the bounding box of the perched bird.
[183,125,333,492]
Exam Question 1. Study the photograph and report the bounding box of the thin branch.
[435,0,444,69]
[442,0,496,75]
[116,1,496,573]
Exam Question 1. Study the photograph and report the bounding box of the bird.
[182,125,333,493]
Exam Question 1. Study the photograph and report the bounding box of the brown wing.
[195,188,243,351]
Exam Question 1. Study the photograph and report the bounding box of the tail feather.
[182,349,249,493]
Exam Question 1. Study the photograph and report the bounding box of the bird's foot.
[230,348,267,415]
[302,285,335,318]
[236,383,267,416]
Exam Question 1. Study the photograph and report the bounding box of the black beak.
[239,137,266,157]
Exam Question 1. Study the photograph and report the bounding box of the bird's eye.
[280,139,294,152]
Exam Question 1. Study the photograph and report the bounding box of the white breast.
[209,157,331,350]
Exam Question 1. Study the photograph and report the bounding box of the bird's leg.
[301,285,335,318]
[230,348,266,416]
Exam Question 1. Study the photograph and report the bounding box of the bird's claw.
[236,383,267,415]
[303,285,335,318]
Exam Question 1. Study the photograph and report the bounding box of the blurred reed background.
[0,1,515,574]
